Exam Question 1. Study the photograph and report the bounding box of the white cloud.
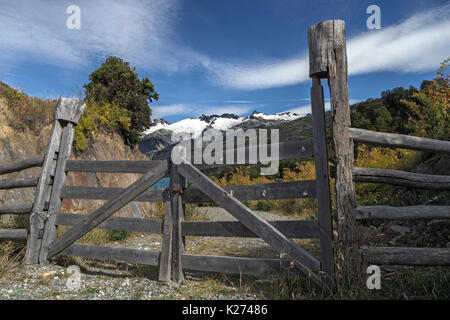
[287,99,361,115]
[0,1,448,92]
[0,0,188,72]
[208,4,450,90]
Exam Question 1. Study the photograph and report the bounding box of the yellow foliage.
[74,101,131,151]
[354,145,420,170]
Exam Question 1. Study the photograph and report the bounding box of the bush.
[74,101,131,151]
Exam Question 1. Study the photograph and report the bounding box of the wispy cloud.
[0,0,192,72]
[0,1,448,92]
[207,4,450,90]
[152,103,253,119]
[287,99,362,115]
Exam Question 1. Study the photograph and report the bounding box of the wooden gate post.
[24,97,85,265]
[158,162,185,282]
[309,76,335,292]
[308,20,357,281]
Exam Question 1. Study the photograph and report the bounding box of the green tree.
[83,56,159,146]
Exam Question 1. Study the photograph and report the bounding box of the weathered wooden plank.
[55,213,164,234]
[194,139,313,170]
[182,254,298,276]
[350,127,450,155]
[352,167,450,190]
[47,161,169,259]
[60,186,166,202]
[158,203,173,281]
[361,247,450,266]
[0,229,28,241]
[0,203,33,215]
[177,162,321,284]
[65,160,169,173]
[40,124,76,264]
[54,97,86,124]
[25,119,63,264]
[185,180,316,203]
[169,164,185,283]
[182,220,320,238]
[0,177,39,190]
[60,180,316,203]
[310,76,335,289]
[0,155,44,175]
[60,244,160,266]
[356,205,450,220]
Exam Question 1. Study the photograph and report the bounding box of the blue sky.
[0,0,449,123]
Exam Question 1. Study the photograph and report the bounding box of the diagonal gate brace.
[46,161,169,259]
[177,161,323,287]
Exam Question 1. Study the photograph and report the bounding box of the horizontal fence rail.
[330,166,450,190]
[64,139,313,173]
[352,167,450,190]
[59,244,307,276]
[356,205,450,220]
[60,180,316,203]
[350,128,450,154]
[55,213,320,239]
[0,155,44,175]
[361,247,450,266]
[0,203,34,215]
[0,177,39,190]
[0,229,28,241]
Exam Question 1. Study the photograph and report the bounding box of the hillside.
[0,82,156,227]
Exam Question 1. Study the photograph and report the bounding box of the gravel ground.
[0,207,287,300]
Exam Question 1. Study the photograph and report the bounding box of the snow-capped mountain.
[138,111,305,157]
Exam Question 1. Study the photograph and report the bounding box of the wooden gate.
[0,21,342,294]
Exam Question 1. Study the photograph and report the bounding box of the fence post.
[309,75,335,293]
[24,98,85,265]
[308,20,357,283]
[170,163,185,283]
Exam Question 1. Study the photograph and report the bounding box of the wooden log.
[0,177,39,190]
[0,229,28,241]
[54,97,86,124]
[25,119,63,264]
[182,220,320,238]
[182,254,298,276]
[356,205,450,220]
[0,155,44,175]
[65,160,172,173]
[350,128,450,155]
[309,20,357,253]
[55,213,164,234]
[0,203,33,215]
[310,76,335,290]
[177,161,321,285]
[39,124,76,264]
[158,203,173,281]
[60,244,160,266]
[361,247,450,266]
[352,167,450,190]
[60,180,316,203]
[47,161,169,259]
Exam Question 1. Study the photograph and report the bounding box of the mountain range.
[138,110,325,159]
